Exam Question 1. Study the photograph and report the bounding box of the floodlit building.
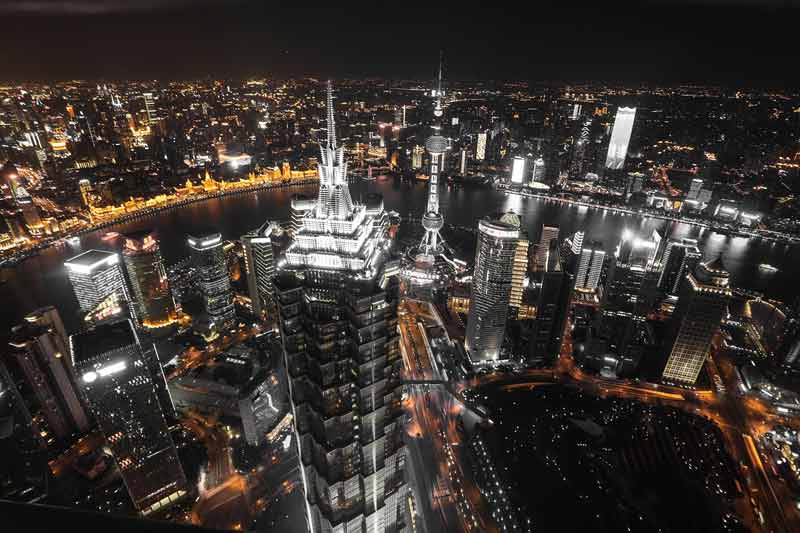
[65,250,130,320]
[658,238,701,295]
[476,131,487,161]
[121,230,178,331]
[465,212,521,363]
[71,320,188,515]
[661,258,731,384]
[187,229,235,330]
[5,307,90,442]
[242,221,277,320]
[534,224,560,270]
[274,82,406,532]
[605,107,636,169]
[511,156,526,184]
[575,241,605,291]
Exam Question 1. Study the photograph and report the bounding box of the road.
[400,296,800,532]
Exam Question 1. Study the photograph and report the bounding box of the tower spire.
[326,80,336,150]
[434,51,444,117]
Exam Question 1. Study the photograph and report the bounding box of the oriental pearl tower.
[416,53,454,269]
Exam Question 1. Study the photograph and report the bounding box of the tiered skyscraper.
[274,82,406,532]
[187,229,235,331]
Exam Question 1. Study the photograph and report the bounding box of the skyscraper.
[658,238,702,295]
[465,212,521,363]
[275,82,406,532]
[476,131,487,161]
[534,224,560,270]
[661,258,731,384]
[605,107,636,169]
[511,155,526,184]
[5,307,90,442]
[65,250,130,320]
[575,241,606,291]
[187,229,235,330]
[529,239,573,365]
[241,221,277,320]
[530,157,546,184]
[121,230,177,331]
[509,231,530,312]
[289,194,315,238]
[71,320,188,515]
[142,92,156,125]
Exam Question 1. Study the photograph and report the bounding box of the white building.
[604,107,636,170]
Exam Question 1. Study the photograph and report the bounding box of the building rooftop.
[64,249,118,271]
[70,320,137,366]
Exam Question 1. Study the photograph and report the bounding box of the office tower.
[465,212,521,363]
[569,120,593,179]
[571,231,584,255]
[65,250,130,320]
[511,155,525,184]
[418,57,451,265]
[78,179,94,207]
[5,308,90,441]
[122,230,177,331]
[604,230,660,316]
[534,224,560,270]
[411,145,424,169]
[289,194,315,237]
[239,367,286,446]
[529,240,573,364]
[509,231,529,311]
[241,221,277,320]
[459,147,468,175]
[605,107,636,169]
[71,320,188,515]
[575,241,605,291]
[275,82,406,532]
[688,178,703,200]
[476,131,487,161]
[661,258,731,384]
[530,157,545,184]
[187,229,235,330]
[142,92,156,125]
[658,238,701,295]
[626,172,645,199]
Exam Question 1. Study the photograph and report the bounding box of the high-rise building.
[71,320,188,515]
[275,82,406,532]
[142,92,156,125]
[509,231,529,311]
[241,221,277,320]
[65,250,130,320]
[605,107,636,169]
[476,131,487,161]
[658,239,702,295]
[411,145,424,169]
[534,224,560,270]
[530,157,546,184]
[604,230,660,316]
[121,230,177,331]
[575,241,606,291]
[465,212,521,363]
[661,258,731,384]
[529,240,573,365]
[459,147,468,175]
[511,155,526,184]
[187,229,235,330]
[687,178,703,200]
[5,307,90,442]
[289,194,315,238]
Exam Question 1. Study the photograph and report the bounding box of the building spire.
[434,51,444,117]
[326,80,336,150]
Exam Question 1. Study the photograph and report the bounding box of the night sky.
[0,0,798,86]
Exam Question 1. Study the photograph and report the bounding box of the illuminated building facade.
[65,250,131,319]
[290,194,316,238]
[241,221,277,320]
[142,92,156,125]
[661,258,731,384]
[530,157,546,184]
[511,155,526,184]
[575,241,605,291]
[604,107,636,170]
[509,231,529,312]
[71,320,187,515]
[5,307,90,442]
[275,82,406,532]
[658,238,701,295]
[534,224,560,270]
[187,230,235,330]
[465,212,521,363]
[529,240,573,365]
[476,131,487,161]
[122,230,177,331]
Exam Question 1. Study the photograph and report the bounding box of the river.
[2,176,798,340]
